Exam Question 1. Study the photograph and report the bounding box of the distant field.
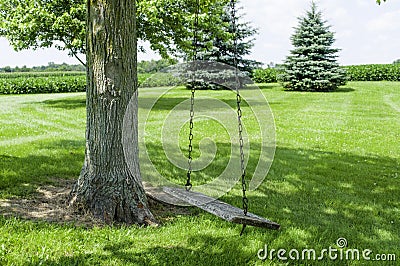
[0,71,85,78]
[0,82,398,265]
[0,72,153,94]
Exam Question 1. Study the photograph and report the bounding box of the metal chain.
[186,0,200,191]
[230,0,248,216]
[186,82,195,191]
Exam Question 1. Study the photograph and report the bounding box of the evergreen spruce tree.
[189,1,261,75]
[200,4,261,74]
[279,2,346,91]
[183,1,261,90]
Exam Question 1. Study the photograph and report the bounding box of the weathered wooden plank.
[143,182,189,206]
[163,187,280,230]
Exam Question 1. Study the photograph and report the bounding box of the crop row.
[0,71,85,79]
[252,64,400,83]
[0,76,86,94]
[344,64,400,81]
[0,73,155,94]
[1,64,399,94]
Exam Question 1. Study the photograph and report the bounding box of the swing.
[145,0,280,233]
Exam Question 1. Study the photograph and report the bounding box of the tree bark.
[69,0,156,225]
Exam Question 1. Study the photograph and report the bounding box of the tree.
[196,2,262,74]
[0,0,230,63]
[137,0,229,59]
[68,0,156,225]
[279,2,346,92]
[2,66,11,72]
[137,59,178,74]
[0,0,86,65]
[0,0,228,225]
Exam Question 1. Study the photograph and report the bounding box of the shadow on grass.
[255,83,282,91]
[23,235,254,266]
[0,140,84,198]
[233,146,398,254]
[333,87,355,93]
[141,141,399,253]
[1,140,399,264]
[139,95,250,112]
[283,87,356,93]
[139,96,187,111]
[100,236,251,265]
[41,98,86,109]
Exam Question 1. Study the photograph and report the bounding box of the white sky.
[1,0,399,67]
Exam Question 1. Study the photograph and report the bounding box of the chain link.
[186,0,200,191]
[186,82,196,190]
[237,92,248,216]
[230,0,248,216]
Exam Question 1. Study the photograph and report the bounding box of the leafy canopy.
[0,0,85,64]
[0,0,231,64]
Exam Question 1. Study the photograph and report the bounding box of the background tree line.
[0,59,178,74]
[0,62,86,73]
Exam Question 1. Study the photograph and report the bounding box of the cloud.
[367,10,400,31]
[242,0,400,65]
[249,1,306,33]
[241,0,310,64]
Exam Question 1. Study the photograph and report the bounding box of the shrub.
[252,68,278,83]
[138,73,152,85]
[139,73,183,88]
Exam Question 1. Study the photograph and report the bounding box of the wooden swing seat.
[162,187,280,230]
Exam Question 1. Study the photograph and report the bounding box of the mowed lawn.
[0,82,399,265]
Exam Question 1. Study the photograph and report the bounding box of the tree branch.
[59,37,86,67]
[72,52,86,67]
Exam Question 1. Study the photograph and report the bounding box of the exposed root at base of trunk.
[68,173,159,227]
[0,180,198,228]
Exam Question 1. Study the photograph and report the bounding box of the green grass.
[0,93,86,198]
[0,82,399,265]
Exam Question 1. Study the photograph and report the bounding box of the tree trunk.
[69,0,156,225]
